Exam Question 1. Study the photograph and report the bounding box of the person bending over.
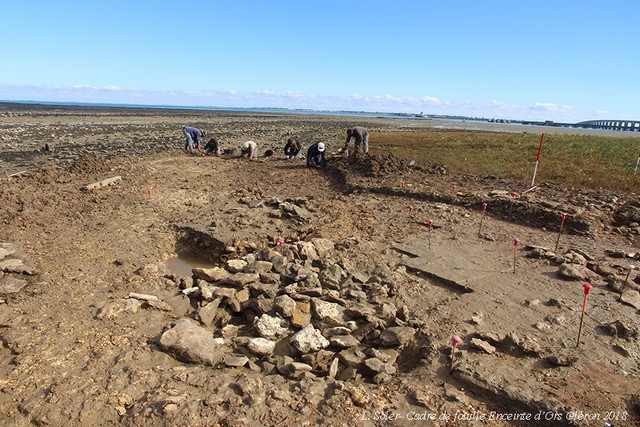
[241,140,258,160]
[284,137,304,160]
[182,126,205,155]
[343,126,369,155]
[204,138,220,155]
[306,142,326,168]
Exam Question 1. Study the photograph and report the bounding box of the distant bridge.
[575,119,640,132]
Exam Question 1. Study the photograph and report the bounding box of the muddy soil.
[0,104,639,427]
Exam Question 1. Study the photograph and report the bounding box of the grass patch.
[370,131,640,192]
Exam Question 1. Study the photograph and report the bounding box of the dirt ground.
[0,104,639,427]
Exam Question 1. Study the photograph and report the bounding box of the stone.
[254,314,289,340]
[620,290,640,309]
[276,355,294,375]
[0,259,37,275]
[96,298,141,320]
[274,294,296,318]
[0,277,27,295]
[311,298,347,326]
[247,297,274,315]
[328,358,339,379]
[338,350,364,368]
[166,294,192,317]
[289,361,313,376]
[547,351,578,367]
[470,338,496,354]
[298,242,319,260]
[247,337,276,357]
[323,326,352,337]
[224,355,249,367]
[250,282,278,297]
[600,320,639,340]
[245,260,273,273]
[319,264,345,289]
[0,248,11,261]
[128,292,160,302]
[311,238,335,257]
[363,358,397,376]
[221,324,239,338]
[329,335,360,349]
[197,299,221,327]
[290,324,330,354]
[365,348,398,365]
[193,267,228,283]
[158,318,223,366]
[235,288,250,304]
[225,259,247,273]
[470,312,484,325]
[379,326,416,347]
[142,299,174,312]
[291,301,311,328]
[223,272,260,287]
[0,243,16,260]
[613,344,632,358]
[558,263,597,281]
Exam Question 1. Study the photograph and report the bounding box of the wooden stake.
[576,283,593,348]
[554,212,568,253]
[478,203,487,235]
[450,335,462,372]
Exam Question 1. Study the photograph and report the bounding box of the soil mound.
[67,154,111,175]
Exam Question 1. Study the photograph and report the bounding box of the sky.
[1,0,639,123]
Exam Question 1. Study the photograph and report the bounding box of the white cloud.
[0,83,601,122]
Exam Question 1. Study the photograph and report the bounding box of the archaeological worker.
[182,126,205,155]
[306,142,327,168]
[284,137,303,159]
[343,126,369,155]
[240,140,258,160]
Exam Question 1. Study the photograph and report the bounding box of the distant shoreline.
[1,100,639,138]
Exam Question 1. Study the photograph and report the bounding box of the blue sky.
[1,1,638,122]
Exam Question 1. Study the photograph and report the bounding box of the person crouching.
[306,142,326,168]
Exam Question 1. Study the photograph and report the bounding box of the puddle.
[165,253,216,277]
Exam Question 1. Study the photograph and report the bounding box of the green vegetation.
[371,131,640,192]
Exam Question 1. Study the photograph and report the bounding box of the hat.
[317,142,326,152]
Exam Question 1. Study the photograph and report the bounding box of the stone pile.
[157,237,418,383]
[0,242,38,301]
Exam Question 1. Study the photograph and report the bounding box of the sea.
[0,99,482,122]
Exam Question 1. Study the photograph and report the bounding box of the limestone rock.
[247,337,276,356]
[329,334,360,349]
[620,290,640,309]
[379,326,416,347]
[224,272,260,287]
[254,314,289,340]
[159,318,223,366]
[291,301,311,328]
[0,259,37,275]
[290,324,330,353]
[0,277,27,295]
[166,294,192,317]
[197,299,221,327]
[193,267,228,283]
[311,238,335,258]
[558,263,597,281]
[224,355,249,368]
[311,298,347,326]
[274,294,296,318]
[225,259,247,273]
[470,338,496,354]
[96,298,141,320]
